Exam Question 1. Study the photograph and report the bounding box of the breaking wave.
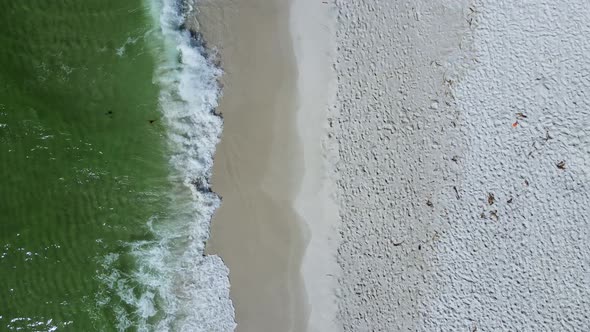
[96,0,235,331]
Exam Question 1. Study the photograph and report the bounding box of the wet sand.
[189,0,308,331]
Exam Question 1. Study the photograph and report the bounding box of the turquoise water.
[0,0,234,331]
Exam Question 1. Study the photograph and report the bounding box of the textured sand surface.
[426,1,590,329]
[334,0,590,331]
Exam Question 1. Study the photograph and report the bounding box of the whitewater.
[97,0,236,330]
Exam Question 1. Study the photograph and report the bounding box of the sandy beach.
[189,0,321,330]
[290,0,340,331]
[188,0,340,330]
[190,0,590,330]
[4,0,590,330]
[333,0,590,330]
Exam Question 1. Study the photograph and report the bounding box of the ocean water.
[0,0,234,331]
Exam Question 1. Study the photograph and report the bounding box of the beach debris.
[418,244,422,250]
[148,119,158,124]
[426,200,433,207]
[527,142,538,158]
[490,210,499,221]
[432,231,441,242]
[524,179,529,186]
[556,160,566,170]
[507,197,513,204]
[512,112,527,128]
[451,155,459,162]
[453,186,460,199]
[487,193,495,205]
[544,130,553,141]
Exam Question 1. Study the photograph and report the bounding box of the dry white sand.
[332,1,474,329]
[290,0,340,331]
[334,0,590,330]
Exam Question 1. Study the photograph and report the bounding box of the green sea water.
[0,1,173,330]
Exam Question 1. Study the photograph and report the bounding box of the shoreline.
[189,0,309,330]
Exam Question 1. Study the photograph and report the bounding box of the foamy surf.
[96,0,235,331]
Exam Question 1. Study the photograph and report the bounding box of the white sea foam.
[116,36,141,57]
[97,0,235,331]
